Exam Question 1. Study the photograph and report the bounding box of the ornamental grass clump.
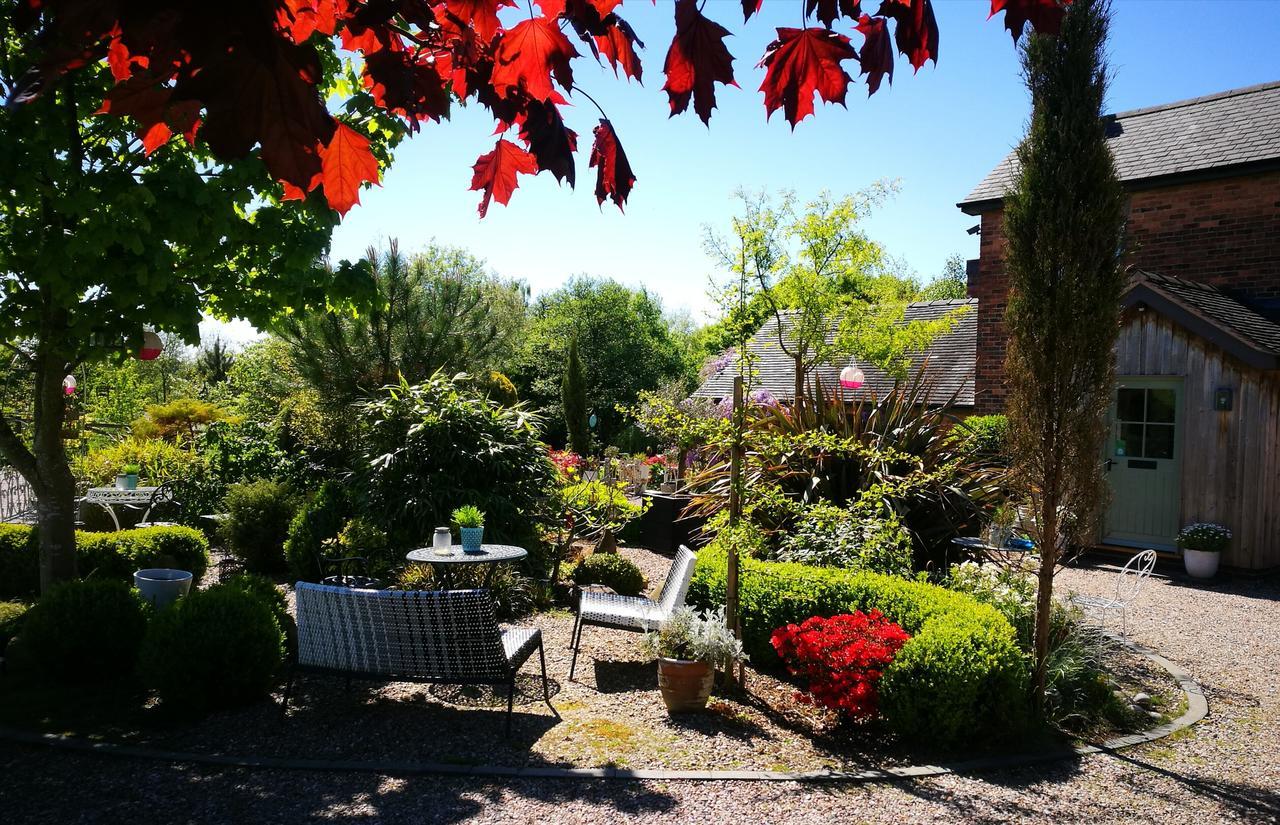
[771,611,911,719]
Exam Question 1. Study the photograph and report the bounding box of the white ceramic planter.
[1182,548,1220,579]
[134,568,193,608]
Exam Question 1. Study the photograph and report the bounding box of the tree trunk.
[30,337,79,591]
[1031,493,1060,709]
[793,353,805,419]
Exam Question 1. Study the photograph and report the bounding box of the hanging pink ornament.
[138,330,163,361]
[839,365,865,390]
[62,375,77,395]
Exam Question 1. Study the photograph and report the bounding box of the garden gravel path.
[2,561,1277,823]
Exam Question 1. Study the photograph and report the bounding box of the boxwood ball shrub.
[220,479,301,574]
[0,525,209,599]
[141,582,284,713]
[571,553,645,597]
[0,600,30,651]
[222,572,296,654]
[14,579,148,683]
[690,537,1028,748]
[284,479,352,582]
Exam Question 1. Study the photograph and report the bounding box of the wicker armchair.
[569,545,697,681]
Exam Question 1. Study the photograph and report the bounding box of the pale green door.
[1104,378,1182,550]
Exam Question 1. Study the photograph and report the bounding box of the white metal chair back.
[1115,549,1158,604]
[656,545,697,617]
[295,583,508,680]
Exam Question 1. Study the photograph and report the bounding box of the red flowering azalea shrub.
[770,611,911,719]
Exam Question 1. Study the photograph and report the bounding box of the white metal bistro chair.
[569,545,697,681]
[1069,549,1158,638]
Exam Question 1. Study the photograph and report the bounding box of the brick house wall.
[967,169,1280,413]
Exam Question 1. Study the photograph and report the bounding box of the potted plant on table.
[452,506,486,554]
[642,607,745,713]
[1177,522,1230,579]
[117,464,140,491]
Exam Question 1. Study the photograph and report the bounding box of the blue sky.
[208,0,1280,343]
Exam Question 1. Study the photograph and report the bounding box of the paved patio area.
[2,564,1276,824]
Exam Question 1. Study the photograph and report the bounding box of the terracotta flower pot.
[657,657,714,713]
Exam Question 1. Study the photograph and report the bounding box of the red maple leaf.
[491,16,579,102]
[276,0,340,44]
[535,0,621,18]
[741,0,764,23]
[855,14,893,94]
[516,98,578,186]
[444,0,515,43]
[470,137,540,217]
[758,27,857,128]
[594,16,643,81]
[662,0,736,125]
[363,48,452,124]
[589,119,634,211]
[807,0,862,29]
[319,122,380,215]
[990,0,1070,42]
[877,0,938,71]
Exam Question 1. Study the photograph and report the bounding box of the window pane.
[1117,388,1145,422]
[1117,423,1144,457]
[1145,424,1175,459]
[1147,389,1176,423]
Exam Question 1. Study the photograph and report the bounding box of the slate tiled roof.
[692,299,977,406]
[1128,270,1280,359]
[960,81,1280,211]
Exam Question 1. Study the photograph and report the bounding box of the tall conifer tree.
[562,338,590,455]
[1003,0,1127,706]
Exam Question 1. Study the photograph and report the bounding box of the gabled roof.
[692,299,977,406]
[960,81,1280,214]
[1123,269,1280,370]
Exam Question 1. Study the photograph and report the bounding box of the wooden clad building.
[959,82,1280,571]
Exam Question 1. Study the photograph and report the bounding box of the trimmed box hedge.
[689,543,1029,747]
[0,524,209,599]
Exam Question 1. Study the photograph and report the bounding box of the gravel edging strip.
[0,634,1207,783]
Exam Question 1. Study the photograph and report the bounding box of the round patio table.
[404,544,528,590]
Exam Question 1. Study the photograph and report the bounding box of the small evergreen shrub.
[222,572,295,653]
[957,414,1009,462]
[284,480,351,582]
[15,579,148,683]
[690,536,1028,747]
[0,524,38,598]
[775,502,914,576]
[140,583,284,713]
[220,479,301,574]
[0,526,208,599]
[571,553,645,596]
[0,600,30,651]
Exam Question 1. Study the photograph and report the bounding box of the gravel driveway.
[2,561,1277,824]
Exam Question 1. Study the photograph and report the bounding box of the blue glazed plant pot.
[460,527,484,554]
[123,473,139,491]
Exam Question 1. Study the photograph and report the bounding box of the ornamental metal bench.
[285,583,556,736]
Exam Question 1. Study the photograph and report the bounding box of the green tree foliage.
[1002,0,1127,707]
[917,254,970,301]
[277,241,527,409]
[562,338,590,454]
[702,187,963,401]
[196,337,236,385]
[0,13,391,591]
[355,373,558,555]
[510,277,686,447]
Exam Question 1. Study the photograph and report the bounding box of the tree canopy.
[7,1,1071,216]
[510,277,687,447]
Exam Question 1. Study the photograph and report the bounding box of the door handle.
[1104,459,1115,472]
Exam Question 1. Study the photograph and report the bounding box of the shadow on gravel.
[1095,749,1280,821]
[591,659,656,694]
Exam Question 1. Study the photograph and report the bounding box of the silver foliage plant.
[641,607,746,669]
